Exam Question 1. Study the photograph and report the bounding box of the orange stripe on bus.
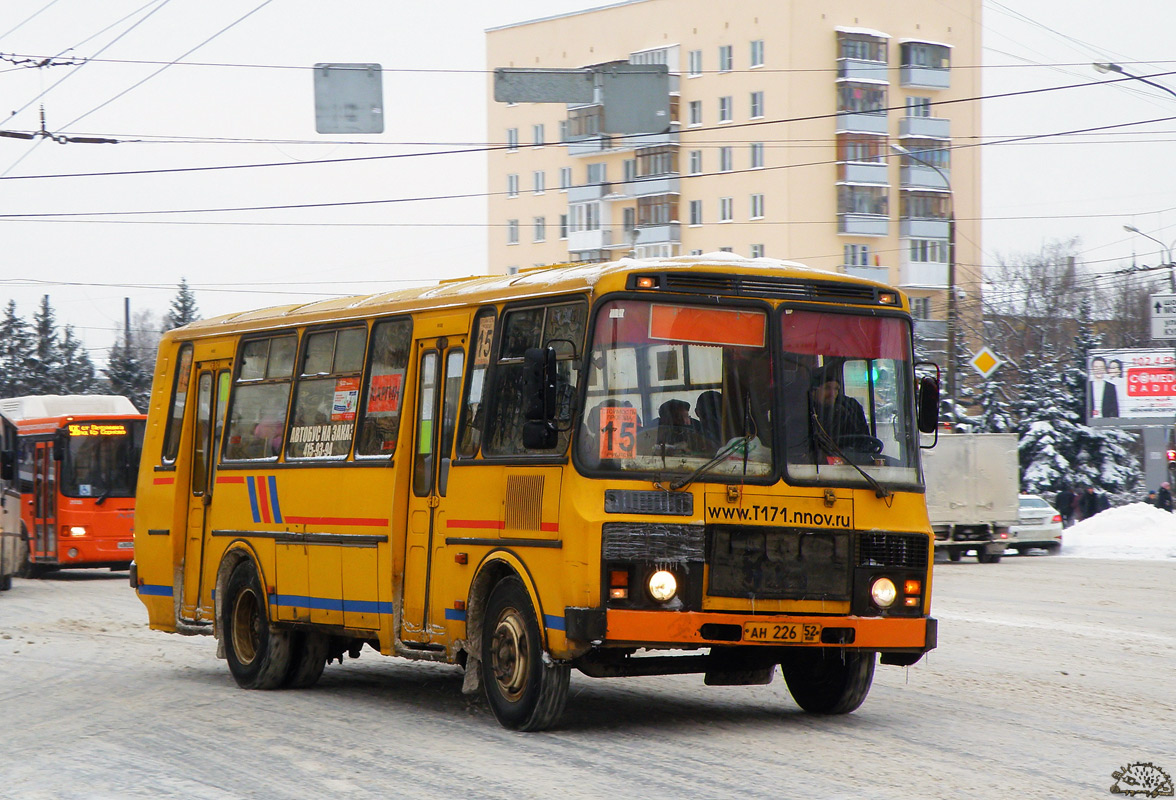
[153,477,175,485]
[215,476,245,484]
[284,516,388,527]
[256,477,271,524]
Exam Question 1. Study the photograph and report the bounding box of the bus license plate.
[743,622,822,643]
[117,541,134,549]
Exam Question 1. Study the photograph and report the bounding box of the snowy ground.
[1059,502,1176,560]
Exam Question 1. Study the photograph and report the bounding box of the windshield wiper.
[668,435,754,491]
[810,411,890,499]
[94,486,112,506]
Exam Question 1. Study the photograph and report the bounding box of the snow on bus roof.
[0,394,139,421]
[181,254,849,330]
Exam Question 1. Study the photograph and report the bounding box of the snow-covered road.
[1,555,1172,799]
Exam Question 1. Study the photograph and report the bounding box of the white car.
[1007,494,1063,554]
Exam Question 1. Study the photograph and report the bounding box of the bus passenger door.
[182,362,231,623]
[402,336,465,645]
[31,442,55,561]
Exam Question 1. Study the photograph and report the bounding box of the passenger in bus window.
[694,390,723,446]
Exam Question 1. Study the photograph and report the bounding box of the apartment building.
[486,0,982,331]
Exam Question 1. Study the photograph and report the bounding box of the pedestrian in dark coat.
[1055,486,1076,527]
[1158,482,1173,512]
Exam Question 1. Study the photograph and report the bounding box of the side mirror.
[53,428,68,461]
[916,375,940,434]
[0,450,13,481]
[522,346,558,449]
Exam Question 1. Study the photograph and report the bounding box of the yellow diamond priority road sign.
[969,347,1002,378]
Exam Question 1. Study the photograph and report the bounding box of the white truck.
[923,433,1020,563]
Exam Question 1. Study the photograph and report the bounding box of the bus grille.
[707,526,852,600]
[604,490,693,516]
[857,533,928,569]
[660,272,880,304]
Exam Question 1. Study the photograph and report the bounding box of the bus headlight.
[648,570,677,602]
[870,577,897,608]
[68,526,87,537]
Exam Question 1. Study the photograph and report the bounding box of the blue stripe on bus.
[444,608,467,621]
[138,584,173,597]
[269,595,393,614]
[267,474,283,523]
[544,614,565,631]
[246,477,261,523]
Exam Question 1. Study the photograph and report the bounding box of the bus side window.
[286,326,367,461]
[161,343,193,464]
[483,300,586,456]
[356,317,412,458]
[223,334,297,462]
[457,308,496,458]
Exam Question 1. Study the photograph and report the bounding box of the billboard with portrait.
[1087,348,1176,425]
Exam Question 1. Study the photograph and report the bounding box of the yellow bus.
[132,256,940,731]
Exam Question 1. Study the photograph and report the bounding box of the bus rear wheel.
[480,576,569,731]
[284,631,329,689]
[781,648,875,714]
[222,559,291,690]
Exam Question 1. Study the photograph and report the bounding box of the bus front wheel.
[480,576,569,731]
[222,559,291,690]
[781,648,875,714]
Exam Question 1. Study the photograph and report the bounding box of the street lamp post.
[1093,62,1176,102]
[891,143,957,416]
[1123,225,1176,291]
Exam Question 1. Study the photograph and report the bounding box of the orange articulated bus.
[133,256,941,731]
[0,396,147,576]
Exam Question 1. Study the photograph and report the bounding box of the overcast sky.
[0,0,1174,362]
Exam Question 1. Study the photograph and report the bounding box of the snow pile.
[1061,503,1176,560]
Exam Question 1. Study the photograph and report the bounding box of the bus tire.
[284,631,329,689]
[0,573,10,591]
[947,549,962,562]
[781,648,875,715]
[222,559,291,690]
[480,576,569,731]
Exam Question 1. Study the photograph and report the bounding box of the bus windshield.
[577,299,774,481]
[60,419,146,499]
[778,309,919,487]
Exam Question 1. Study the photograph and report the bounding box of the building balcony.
[632,223,680,245]
[567,135,613,156]
[835,111,888,135]
[567,183,611,203]
[625,175,680,197]
[899,218,950,239]
[567,228,611,252]
[844,264,891,283]
[838,213,889,236]
[620,130,679,149]
[898,164,950,190]
[899,259,949,288]
[900,115,950,139]
[837,58,889,82]
[838,162,889,185]
[900,66,950,89]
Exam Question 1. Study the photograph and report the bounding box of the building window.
[689,100,702,126]
[719,246,734,253]
[631,47,670,66]
[638,195,676,226]
[533,216,546,242]
[718,45,733,72]
[901,42,951,69]
[844,244,871,266]
[897,142,950,170]
[719,197,733,222]
[623,158,637,182]
[689,199,703,226]
[570,203,601,232]
[533,171,545,194]
[689,149,703,175]
[900,192,949,220]
[507,174,519,197]
[909,238,949,263]
[636,146,676,177]
[559,214,568,239]
[719,96,733,122]
[750,39,764,68]
[750,142,764,168]
[689,249,703,256]
[837,83,887,114]
[559,166,572,190]
[911,297,931,319]
[587,162,607,185]
[507,219,519,245]
[750,91,764,119]
[837,134,884,163]
[558,120,569,142]
[750,193,764,219]
[906,96,932,117]
[623,207,636,233]
[506,128,518,151]
[532,124,545,146]
[838,185,889,216]
[750,244,764,258]
[719,146,733,172]
[688,49,702,77]
[839,35,886,63]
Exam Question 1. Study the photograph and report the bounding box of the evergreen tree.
[0,300,34,398]
[165,278,200,330]
[58,325,97,394]
[104,334,151,412]
[28,295,63,394]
